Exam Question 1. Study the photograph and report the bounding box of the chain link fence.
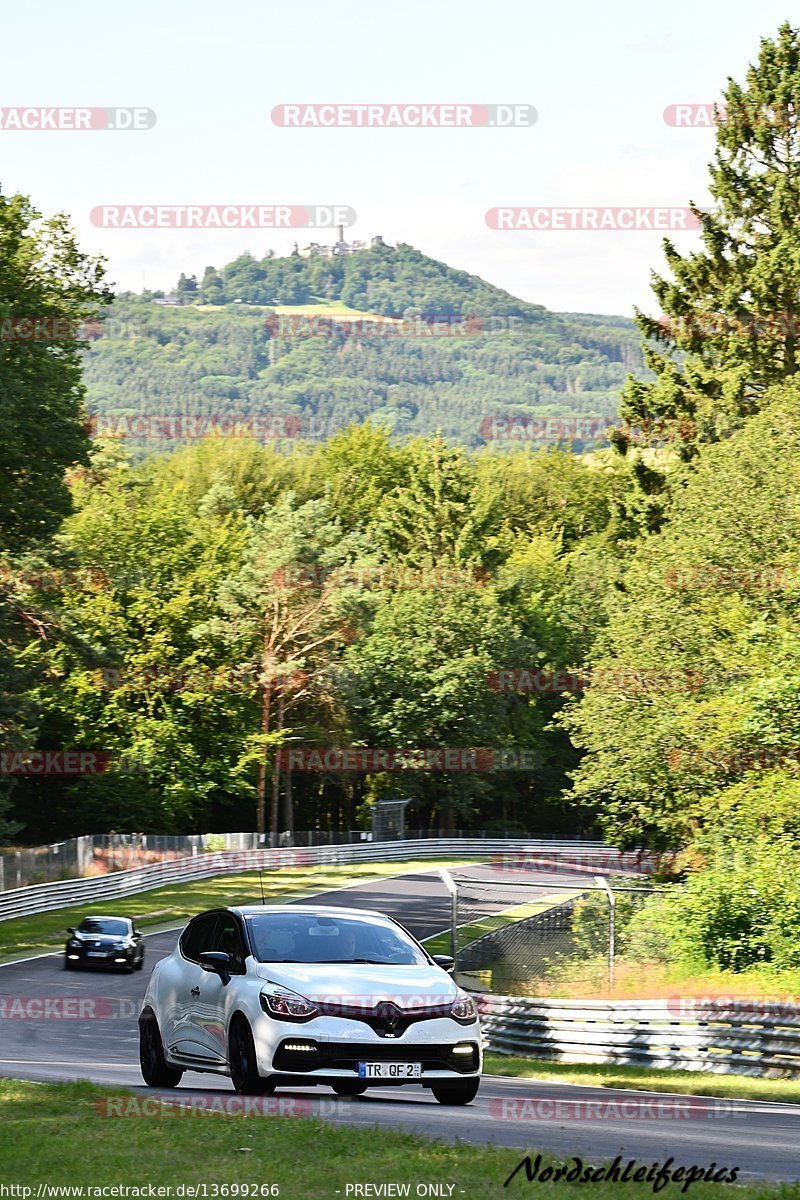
[448,868,657,997]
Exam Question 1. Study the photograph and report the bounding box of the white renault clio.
[139,905,481,1104]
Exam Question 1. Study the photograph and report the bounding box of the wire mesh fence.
[448,867,657,997]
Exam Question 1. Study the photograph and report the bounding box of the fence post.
[594,875,615,994]
[439,868,458,967]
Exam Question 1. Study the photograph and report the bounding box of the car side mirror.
[133,930,142,939]
[199,950,231,984]
[67,928,75,936]
[432,954,455,974]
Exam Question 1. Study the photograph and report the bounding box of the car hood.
[72,932,126,943]
[253,962,459,1006]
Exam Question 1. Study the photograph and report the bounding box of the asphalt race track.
[1,866,798,1182]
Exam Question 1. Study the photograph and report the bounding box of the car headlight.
[259,989,318,1022]
[68,940,81,949]
[450,994,478,1025]
[114,940,129,949]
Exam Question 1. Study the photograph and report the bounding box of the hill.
[82,242,646,448]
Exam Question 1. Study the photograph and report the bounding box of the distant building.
[154,294,183,306]
[299,229,386,259]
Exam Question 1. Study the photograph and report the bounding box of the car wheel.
[139,1017,183,1088]
[331,1081,368,1097]
[134,954,145,971]
[63,956,76,971]
[229,1016,273,1095]
[430,1078,480,1106]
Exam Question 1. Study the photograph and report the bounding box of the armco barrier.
[0,839,614,924]
[478,995,800,1077]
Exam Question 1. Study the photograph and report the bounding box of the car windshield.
[77,918,129,936]
[245,912,428,966]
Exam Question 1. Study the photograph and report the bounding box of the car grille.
[315,1001,452,1038]
[272,1039,479,1074]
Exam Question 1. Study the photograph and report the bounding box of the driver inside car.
[255,925,295,961]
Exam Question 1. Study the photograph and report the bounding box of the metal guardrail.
[0,838,612,924]
[478,995,800,1077]
[0,830,607,891]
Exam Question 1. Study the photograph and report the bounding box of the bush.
[640,838,800,973]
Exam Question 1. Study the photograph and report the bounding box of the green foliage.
[622,23,800,450]
[2,426,617,839]
[80,247,644,449]
[0,188,110,551]
[564,387,800,847]
[630,840,800,973]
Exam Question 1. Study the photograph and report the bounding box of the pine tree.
[619,22,800,463]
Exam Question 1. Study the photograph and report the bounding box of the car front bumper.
[66,947,132,967]
[253,1013,482,1084]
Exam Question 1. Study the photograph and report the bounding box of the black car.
[64,916,145,972]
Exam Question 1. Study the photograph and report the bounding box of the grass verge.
[484,1054,800,1105]
[0,1079,793,1199]
[0,858,478,960]
[534,955,800,1001]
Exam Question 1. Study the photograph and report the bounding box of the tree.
[376,437,499,568]
[195,495,371,837]
[564,386,800,847]
[176,273,199,302]
[0,188,111,551]
[199,266,226,306]
[619,23,800,464]
[346,588,537,832]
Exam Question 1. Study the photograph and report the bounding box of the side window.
[180,913,220,963]
[209,915,247,974]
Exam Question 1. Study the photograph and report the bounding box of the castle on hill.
[298,227,386,258]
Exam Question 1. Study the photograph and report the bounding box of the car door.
[165,911,221,1061]
[188,912,247,1063]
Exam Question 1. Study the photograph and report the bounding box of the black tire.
[134,954,145,971]
[430,1078,480,1106]
[229,1017,273,1095]
[63,956,76,971]
[139,1017,183,1088]
[331,1081,368,1097]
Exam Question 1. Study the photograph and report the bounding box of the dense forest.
[81,245,644,448]
[7,23,800,979]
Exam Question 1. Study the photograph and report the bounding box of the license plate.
[87,951,107,957]
[358,1062,421,1079]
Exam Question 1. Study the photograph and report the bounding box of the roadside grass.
[532,955,800,1002]
[0,858,479,961]
[0,1079,794,1199]
[484,1055,800,1105]
[422,891,582,956]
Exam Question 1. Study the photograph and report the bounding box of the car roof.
[229,904,385,919]
[78,915,131,923]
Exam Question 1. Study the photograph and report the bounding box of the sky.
[0,0,795,317]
